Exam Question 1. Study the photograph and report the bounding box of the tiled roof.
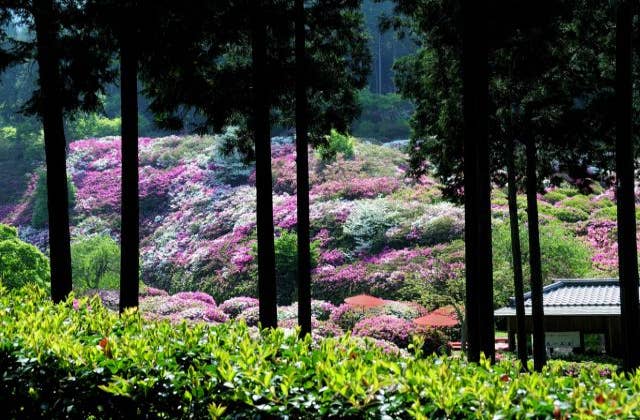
[494,279,637,317]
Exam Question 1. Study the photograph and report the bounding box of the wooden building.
[494,279,634,357]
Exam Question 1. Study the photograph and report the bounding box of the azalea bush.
[2,284,639,419]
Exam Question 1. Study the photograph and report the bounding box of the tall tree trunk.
[377,31,382,95]
[462,0,494,363]
[615,0,640,372]
[119,10,139,312]
[525,137,545,371]
[295,0,311,336]
[33,0,73,303]
[506,137,527,370]
[251,1,277,328]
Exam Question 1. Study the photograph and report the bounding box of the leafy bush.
[71,235,120,291]
[31,169,77,228]
[0,224,49,290]
[551,206,590,223]
[2,285,639,419]
[559,195,596,213]
[316,129,355,162]
[542,190,567,204]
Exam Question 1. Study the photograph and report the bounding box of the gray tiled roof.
[494,278,638,317]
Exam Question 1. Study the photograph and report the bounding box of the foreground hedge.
[1,284,640,419]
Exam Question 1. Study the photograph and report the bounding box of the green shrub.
[592,206,616,220]
[551,206,590,223]
[0,225,49,290]
[31,169,76,228]
[273,230,319,305]
[316,129,355,162]
[542,190,566,204]
[0,285,637,419]
[71,235,120,291]
[559,195,596,213]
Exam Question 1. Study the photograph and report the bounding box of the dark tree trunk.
[33,0,73,303]
[462,0,494,363]
[525,137,545,371]
[506,137,527,370]
[295,0,311,336]
[615,0,640,372]
[251,1,277,328]
[119,13,139,312]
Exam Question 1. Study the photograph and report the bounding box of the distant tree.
[295,0,312,334]
[1,0,114,302]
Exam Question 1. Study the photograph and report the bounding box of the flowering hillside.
[1,133,634,330]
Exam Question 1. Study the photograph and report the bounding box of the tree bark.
[525,137,545,371]
[119,7,140,312]
[251,1,278,328]
[33,0,73,303]
[295,0,311,336]
[615,0,640,372]
[506,137,527,370]
[462,0,494,363]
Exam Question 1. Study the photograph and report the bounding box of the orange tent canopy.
[344,294,386,308]
[413,311,459,328]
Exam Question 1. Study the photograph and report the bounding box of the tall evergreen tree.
[525,136,545,371]
[615,0,639,372]
[506,137,527,369]
[119,1,140,311]
[251,0,278,328]
[295,0,312,335]
[2,1,114,302]
[462,0,494,362]
[32,0,73,303]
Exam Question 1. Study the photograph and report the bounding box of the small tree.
[71,235,120,291]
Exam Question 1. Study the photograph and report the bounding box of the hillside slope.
[1,134,627,310]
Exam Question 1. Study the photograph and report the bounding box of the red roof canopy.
[413,311,459,327]
[344,294,386,308]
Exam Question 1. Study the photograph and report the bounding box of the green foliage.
[1,285,638,418]
[352,91,413,140]
[66,113,121,140]
[559,195,596,213]
[551,206,590,223]
[31,169,76,228]
[0,225,49,290]
[316,129,355,162]
[273,230,319,305]
[492,220,593,307]
[543,190,567,204]
[71,235,120,291]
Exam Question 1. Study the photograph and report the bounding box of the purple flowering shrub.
[352,315,416,348]
[219,296,259,318]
